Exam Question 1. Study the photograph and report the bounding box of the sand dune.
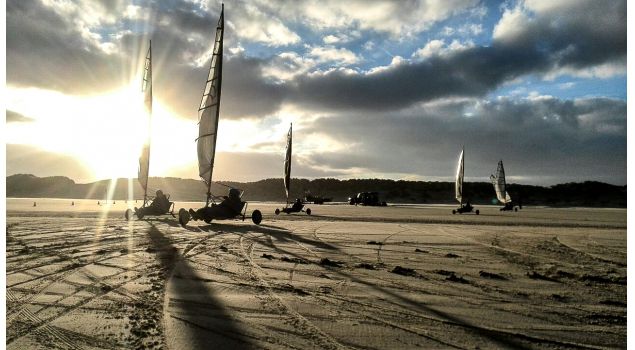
[6,200,626,349]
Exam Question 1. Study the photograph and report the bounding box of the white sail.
[284,123,292,202]
[490,160,511,204]
[455,148,464,204]
[138,41,152,198]
[197,5,224,191]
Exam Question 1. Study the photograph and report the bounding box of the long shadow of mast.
[146,224,256,349]
[212,223,542,350]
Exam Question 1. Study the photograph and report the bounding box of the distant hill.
[6,174,626,208]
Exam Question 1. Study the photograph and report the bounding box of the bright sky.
[5,0,627,185]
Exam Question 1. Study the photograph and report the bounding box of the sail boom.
[198,102,220,111]
[195,132,216,141]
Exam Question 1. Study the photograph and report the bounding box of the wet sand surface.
[6,199,626,349]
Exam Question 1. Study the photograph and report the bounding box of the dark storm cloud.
[287,0,625,111]
[303,96,626,185]
[6,0,625,118]
[7,0,282,119]
[494,1,626,71]
[6,0,129,93]
[6,110,35,123]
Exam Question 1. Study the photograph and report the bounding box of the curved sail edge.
[197,7,224,188]
[283,123,292,201]
[455,149,464,204]
[138,41,152,196]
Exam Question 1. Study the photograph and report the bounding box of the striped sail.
[138,41,152,197]
[455,148,464,204]
[284,124,292,201]
[197,5,224,189]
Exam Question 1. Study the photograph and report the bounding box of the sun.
[70,86,199,180]
[5,87,138,178]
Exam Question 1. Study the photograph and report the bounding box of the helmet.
[228,188,240,198]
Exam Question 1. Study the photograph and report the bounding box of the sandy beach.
[6,199,626,349]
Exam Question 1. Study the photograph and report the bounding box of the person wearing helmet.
[291,198,304,212]
[150,189,171,214]
[189,188,245,222]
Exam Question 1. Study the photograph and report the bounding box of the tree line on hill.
[6,174,626,208]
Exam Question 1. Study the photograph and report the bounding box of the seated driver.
[219,188,244,214]
[189,188,244,221]
[291,198,303,211]
[151,190,171,213]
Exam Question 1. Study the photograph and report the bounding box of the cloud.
[228,2,300,46]
[301,96,626,184]
[256,0,481,37]
[412,39,474,59]
[6,110,35,123]
[7,144,95,182]
[7,0,126,93]
[138,151,346,182]
[278,0,625,112]
[8,0,625,118]
[308,46,360,65]
[493,0,625,76]
[262,52,317,81]
[5,0,626,186]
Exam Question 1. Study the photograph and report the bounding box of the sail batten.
[490,160,511,204]
[283,124,292,202]
[455,148,464,205]
[197,5,224,195]
[138,41,152,201]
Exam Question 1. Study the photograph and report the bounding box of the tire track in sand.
[239,234,347,350]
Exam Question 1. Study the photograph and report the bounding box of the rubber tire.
[475,210,480,215]
[251,210,262,225]
[275,208,280,215]
[514,207,518,212]
[125,209,133,221]
[178,208,190,227]
[306,208,311,215]
[137,211,144,220]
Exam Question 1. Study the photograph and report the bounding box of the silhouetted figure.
[133,190,173,217]
[150,190,171,213]
[291,198,303,211]
[71,201,74,206]
[98,201,101,206]
[189,188,244,221]
[33,201,36,207]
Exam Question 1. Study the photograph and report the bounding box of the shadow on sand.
[206,223,545,349]
[146,223,257,349]
[197,222,339,252]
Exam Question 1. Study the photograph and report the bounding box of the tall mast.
[197,4,224,206]
[284,123,292,204]
[139,40,153,205]
[455,146,464,205]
